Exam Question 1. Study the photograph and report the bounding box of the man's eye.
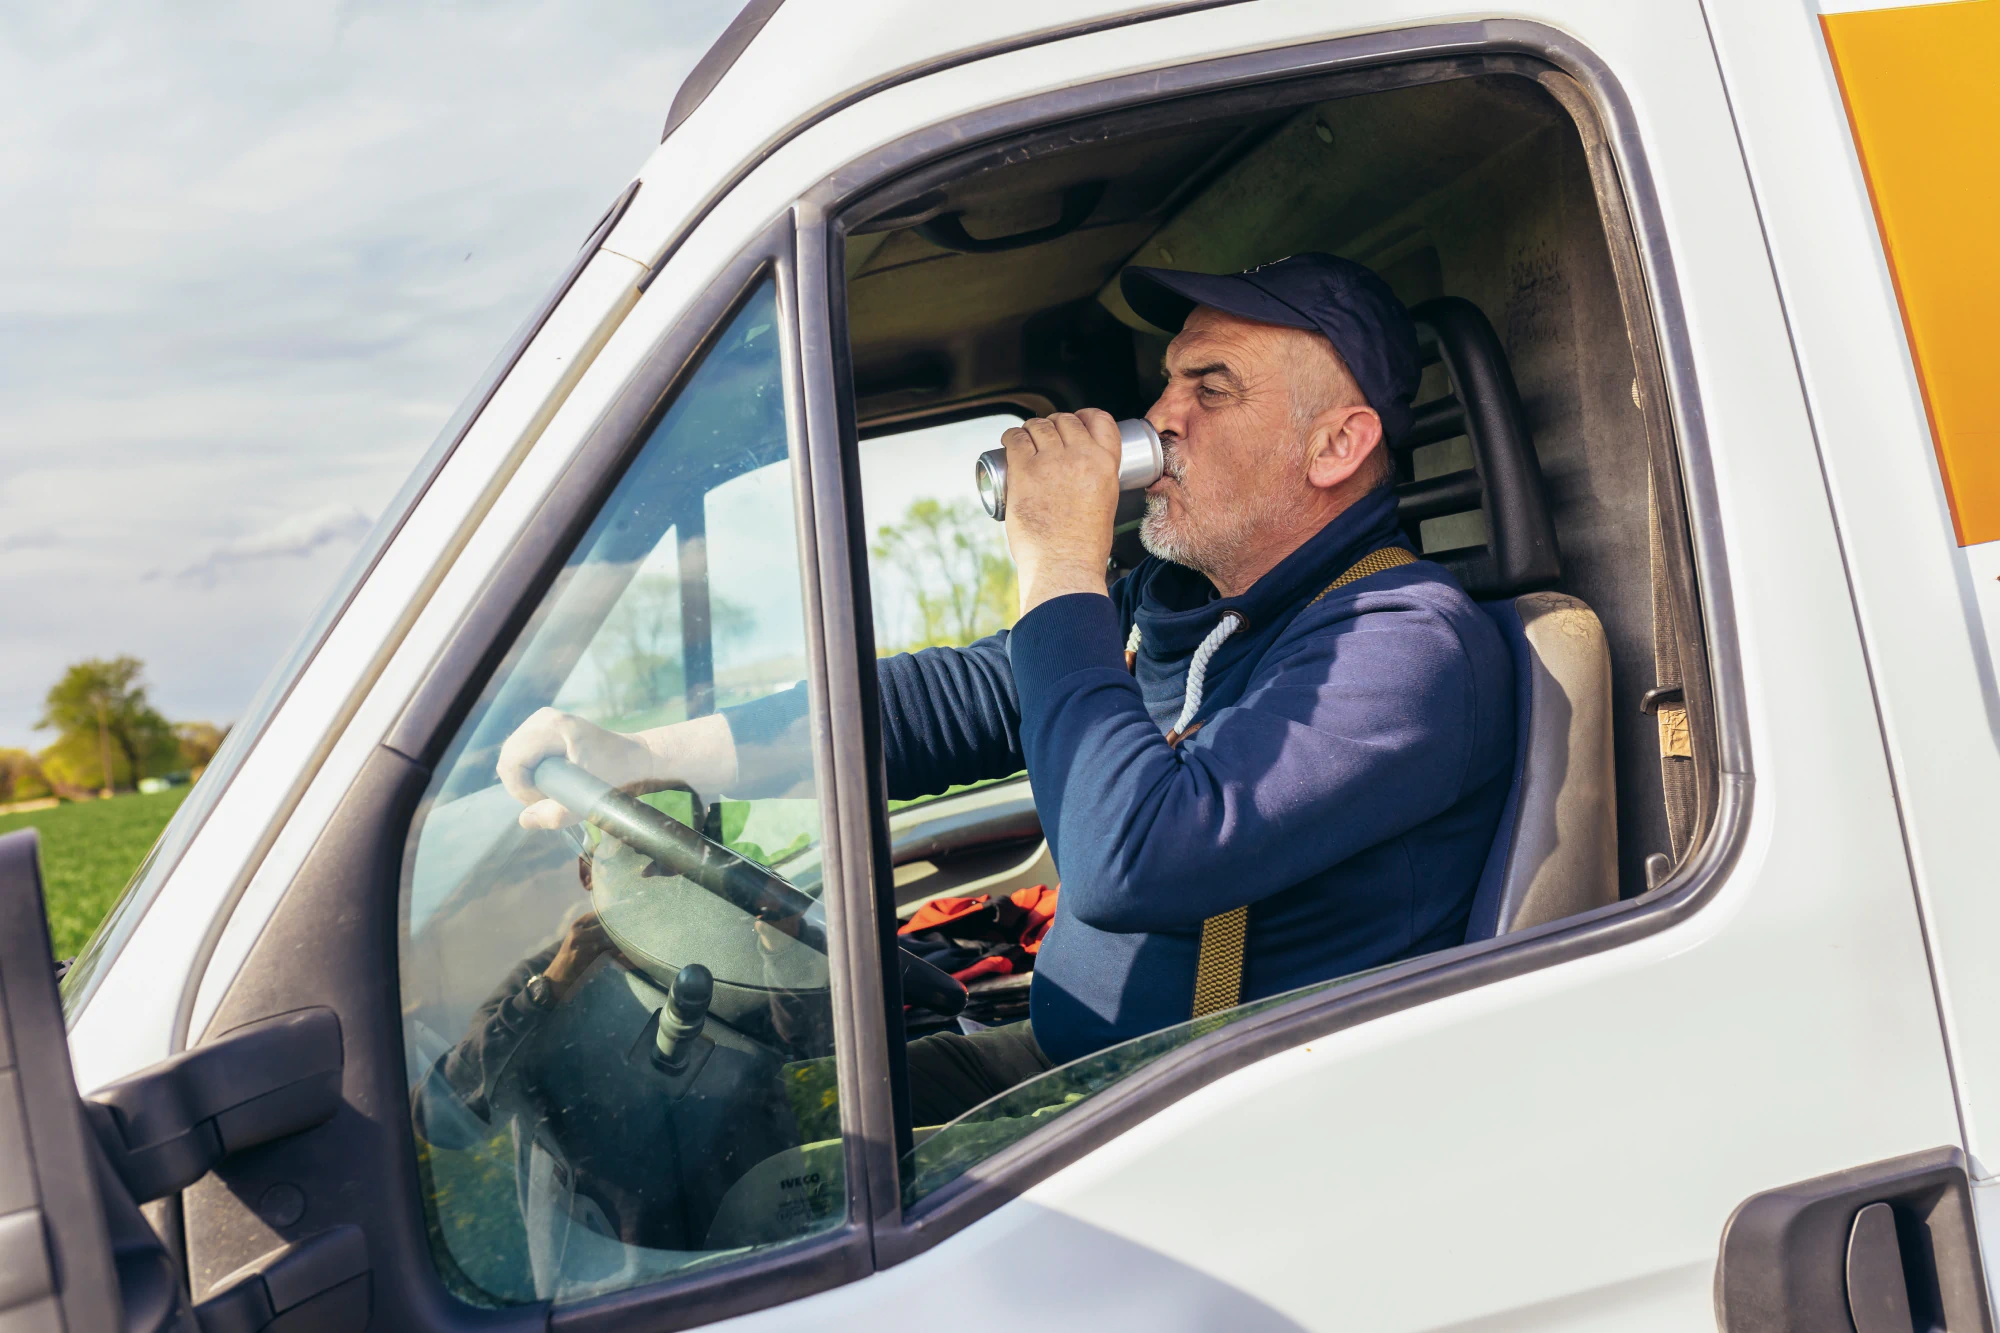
[1198,384,1224,400]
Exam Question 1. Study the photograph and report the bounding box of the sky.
[0,1,748,750]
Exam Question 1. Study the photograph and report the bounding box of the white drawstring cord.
[1170,611,1244,739]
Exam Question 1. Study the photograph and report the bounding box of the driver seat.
[1398,298,1619,940]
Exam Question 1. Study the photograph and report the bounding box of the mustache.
[1159,434,1188,484]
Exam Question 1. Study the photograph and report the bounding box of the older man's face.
[1140,306,1327,576]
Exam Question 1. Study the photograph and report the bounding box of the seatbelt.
[1165,545,1419,1019]
[1645,469,1698,865]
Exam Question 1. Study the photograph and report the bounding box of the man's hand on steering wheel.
[497,707,739,831]
[528,756,969,1017]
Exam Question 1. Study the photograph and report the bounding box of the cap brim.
[1120,266,1319,335]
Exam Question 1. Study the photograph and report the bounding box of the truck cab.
[11,1,2000,1329]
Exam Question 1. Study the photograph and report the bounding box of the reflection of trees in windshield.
[871,497,1017,653]
[587,571,755,725]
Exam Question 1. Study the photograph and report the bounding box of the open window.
[854,411,1047,926]
[826,57,1717,1222]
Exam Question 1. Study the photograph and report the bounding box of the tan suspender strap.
[1307,545,1419,605]
[1190,905,1251,1017]
[1188,545,1419,1018]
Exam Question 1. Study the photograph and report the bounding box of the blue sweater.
[729,485,1515,1065]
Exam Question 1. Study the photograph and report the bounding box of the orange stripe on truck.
[1823,0,2000,546]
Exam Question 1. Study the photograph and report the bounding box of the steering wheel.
[533,757,967,1016]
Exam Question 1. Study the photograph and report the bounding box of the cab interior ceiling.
[841,67,1680,896]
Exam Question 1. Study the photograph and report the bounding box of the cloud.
[0,529,61,554]
[0,0,744,745]
[164,503,374,586]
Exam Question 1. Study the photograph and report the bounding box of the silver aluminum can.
[976,417,1163,520]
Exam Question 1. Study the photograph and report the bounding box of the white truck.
[5,1,1998,1329]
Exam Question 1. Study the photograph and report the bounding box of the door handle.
[194,1226,368,1333]
[1716,1146,1995,1332]
[1849,1201,1917,1333]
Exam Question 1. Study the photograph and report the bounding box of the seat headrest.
[1394,298,1560,598]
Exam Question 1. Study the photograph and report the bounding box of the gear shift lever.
[652,963,713,1073]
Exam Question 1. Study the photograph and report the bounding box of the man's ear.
[1304,403,1385,491]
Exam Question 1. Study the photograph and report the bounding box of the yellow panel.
[1824,0,2000,546]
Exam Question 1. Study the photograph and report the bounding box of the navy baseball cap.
[1121,252,1422,444]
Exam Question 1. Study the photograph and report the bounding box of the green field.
[1,787,193,958]
[0,772,1016,963]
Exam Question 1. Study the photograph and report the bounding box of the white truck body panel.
[58,0,1998,1326]
[1706,0,2000,1184]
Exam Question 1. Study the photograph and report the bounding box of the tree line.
[0,657,226,804]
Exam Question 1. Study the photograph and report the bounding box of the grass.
[0,770,1023,963]
[0,787,194,958]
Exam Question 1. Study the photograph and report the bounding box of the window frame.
[790,19,1748,1267]
[379,220,880,1332]
[856,397,1049,439]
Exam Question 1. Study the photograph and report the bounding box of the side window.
[858,414,1023,654]
[835,65,1708,1228]
[852,413,1045,971]
[399,280,850,1307]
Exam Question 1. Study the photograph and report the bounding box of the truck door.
[658,3,1972,1329]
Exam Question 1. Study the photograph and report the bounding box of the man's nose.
[1145,386,1186,440]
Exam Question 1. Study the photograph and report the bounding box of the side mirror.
[86,1008,343,1205]
[0,828,186,1332]
[0,830,367,1333]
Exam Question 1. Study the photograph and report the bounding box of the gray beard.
[1139,445,1208,569]
[1138,493,1197,567]
[1139,490,1256,576]
[1140,453,1325,583]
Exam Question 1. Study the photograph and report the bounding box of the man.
[498,253,1516,1125]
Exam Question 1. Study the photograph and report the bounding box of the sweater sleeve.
[1008,591,1479,933]
[876,632,1024,800]
[720,632,1024,802]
